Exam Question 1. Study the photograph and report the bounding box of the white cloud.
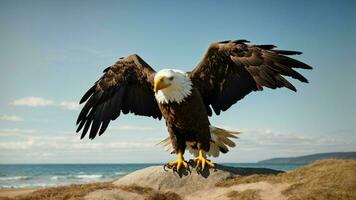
[0,115,24,122]
[231,128,356,156]
[0,126,355,163]
[0,128,36,136]
[0,135,156,151]
[10,97,53,107]
[58,101,81,110]
[3,128,353,153]
[0,138,35,150]
[10,97,80,111]
[71,141,156,151]
[204,127,356,162]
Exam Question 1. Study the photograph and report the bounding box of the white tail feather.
[205,126,240,157]
[156,137,173,152]
[157,126,240,157]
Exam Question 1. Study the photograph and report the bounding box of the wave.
[0,176,31,181]
[1,183,56,189]
[1,174,106,189]
[115,172,127,175]
[50,176,61,180]
[75,174,103,179]
[0,173,121,189]
[50,174,104,180]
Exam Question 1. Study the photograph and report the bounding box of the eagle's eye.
[168,76,174,81]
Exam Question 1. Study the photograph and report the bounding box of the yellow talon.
[164,151,189,171]
[193,149,215,170]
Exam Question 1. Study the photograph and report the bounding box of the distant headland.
[258,151,356,164]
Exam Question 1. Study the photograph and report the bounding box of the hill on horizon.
[258,151,356,164]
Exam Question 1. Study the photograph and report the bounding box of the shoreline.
[0,160,355,199]
[0,180,118,198]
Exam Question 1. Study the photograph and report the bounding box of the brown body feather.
[158,88,210,153]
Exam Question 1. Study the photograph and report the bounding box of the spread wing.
[189,40,312,116]
[76,54,162,139]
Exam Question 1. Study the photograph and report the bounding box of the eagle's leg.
[163,151,189,172]
[192,149,215,170]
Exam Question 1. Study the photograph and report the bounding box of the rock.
[113,164,283,197]
[84,188,145,200]
[217,164,284,176]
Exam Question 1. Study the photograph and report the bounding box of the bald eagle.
[76,40,312,171]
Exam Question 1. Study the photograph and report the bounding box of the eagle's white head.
[154,69,192,104]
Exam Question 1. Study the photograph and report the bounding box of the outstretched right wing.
[76,54,162,139]
[189,40,312,116]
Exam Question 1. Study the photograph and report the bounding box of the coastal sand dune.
[1,159,355,200]
[184,181,290,200]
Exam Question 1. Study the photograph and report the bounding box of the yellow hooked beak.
[154,76,171,92]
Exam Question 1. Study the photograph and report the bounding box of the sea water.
[0,163,303,189]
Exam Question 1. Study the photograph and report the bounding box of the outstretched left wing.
[76,54,162,139]
[189,40,312,116]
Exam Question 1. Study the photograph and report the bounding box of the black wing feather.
[76,54,162,139]
[189,40,312,116]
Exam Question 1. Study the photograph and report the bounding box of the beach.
[0,163,301,189]
[0,159,355,200]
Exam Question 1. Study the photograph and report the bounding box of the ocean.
[0,163,304,189]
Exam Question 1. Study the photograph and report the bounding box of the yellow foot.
[192,149,215,170]
[163,151,190,172]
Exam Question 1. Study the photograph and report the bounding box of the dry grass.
[280,159,356,200]
[145,191,182,200]
[119,184,155,194]
[119,184,182,200]
[1,182,181,200]
[225,189,261,200]
[217,159,356,200]
[216,174,275,187]
[0,182,116,200]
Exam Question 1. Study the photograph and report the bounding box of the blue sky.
[0,0,355,163]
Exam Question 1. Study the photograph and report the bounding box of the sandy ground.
[0,188,37,198]
[185,181,289,200]
[0,182,289,200]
